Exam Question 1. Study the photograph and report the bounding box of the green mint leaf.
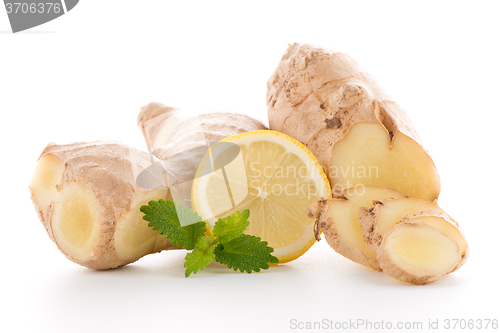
[212,209,250,243]
[140,199,206,250]
[184,236,217,277]
[214,234,280,273]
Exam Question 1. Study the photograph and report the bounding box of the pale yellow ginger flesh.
[359,198,468,271]
[329,123,440,201]
[314,186,406,270]
[30,154,64,213]
[379,221,461,284]
[114,189,171,262]
[366,199,447,237]
[30,142,177,269]
[413,216,468,266]
[51,182,99,261]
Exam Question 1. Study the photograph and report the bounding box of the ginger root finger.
[30,141,178,269]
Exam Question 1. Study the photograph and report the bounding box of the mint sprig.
[140,199,205,250]
[215,234,278,273]
[140,200,279,277]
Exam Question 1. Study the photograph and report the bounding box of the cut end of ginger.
[52,181,99,262]
[402,214,468,271]
[360,198,447,253]
[29,154,64,213]
[371,199,447,237]
[378,221,461,284]
[328,122,440,201]
[317,185,406,270]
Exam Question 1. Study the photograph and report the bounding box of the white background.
[1,1,499,332]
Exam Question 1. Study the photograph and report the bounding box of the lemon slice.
[191,130,331,263]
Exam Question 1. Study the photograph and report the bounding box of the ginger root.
[30,141,178,269]
[267,43,440,201]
